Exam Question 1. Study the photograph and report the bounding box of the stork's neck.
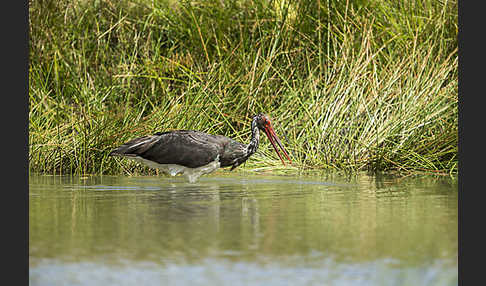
[246,118,260,157]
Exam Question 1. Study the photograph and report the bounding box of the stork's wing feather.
[219,139,248,169]
[110,130,229,169]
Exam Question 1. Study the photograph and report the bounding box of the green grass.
[29,0,457,176]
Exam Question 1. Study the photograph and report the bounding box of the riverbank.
[29,0,457,175]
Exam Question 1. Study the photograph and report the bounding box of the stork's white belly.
[129,155,221,183]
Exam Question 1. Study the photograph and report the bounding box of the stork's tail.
[109,135,160,157]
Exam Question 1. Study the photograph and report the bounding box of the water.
[29,172,458,286]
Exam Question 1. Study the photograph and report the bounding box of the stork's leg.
[183,156,221,183]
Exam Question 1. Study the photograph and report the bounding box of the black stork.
[109,113,292,183]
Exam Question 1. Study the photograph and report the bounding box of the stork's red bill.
[260,115,292,165]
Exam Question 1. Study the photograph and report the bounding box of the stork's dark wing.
[219,139,249,169]
[109,130,226,169]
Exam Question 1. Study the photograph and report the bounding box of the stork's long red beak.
[263,124,292,165]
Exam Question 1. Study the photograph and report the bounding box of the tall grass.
[29,0,457,176]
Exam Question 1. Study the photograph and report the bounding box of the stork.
[109,113,291,183]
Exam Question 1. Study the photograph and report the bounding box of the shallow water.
[29,172,458,286]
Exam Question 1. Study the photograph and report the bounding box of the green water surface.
[29,172,458,286]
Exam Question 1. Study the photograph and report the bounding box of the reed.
[29,0,457,175]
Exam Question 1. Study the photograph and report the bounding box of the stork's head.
[253,113,292,165]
